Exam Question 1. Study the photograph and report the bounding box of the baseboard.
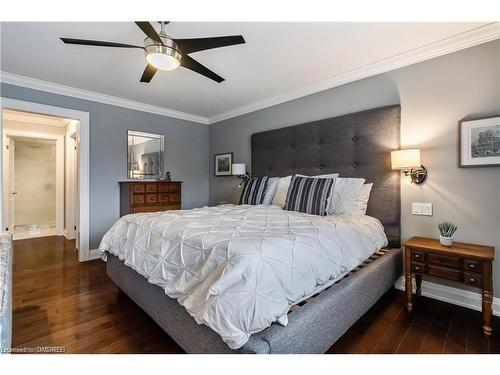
[394,276,500,317]
[88,248,101,261]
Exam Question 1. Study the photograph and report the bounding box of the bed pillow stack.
[238,177,269,205]
[284,175,336,216]
[237,173,373,216]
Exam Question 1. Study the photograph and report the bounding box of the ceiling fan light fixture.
[146,52,180,70]
[144,38,182,71]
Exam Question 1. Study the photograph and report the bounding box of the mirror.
[127,130,164,179]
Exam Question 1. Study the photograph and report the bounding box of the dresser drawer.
[145,184,158,193]
[411,251,425,262]
[464,272,482,287]
[464,259,482,273]
[132,184,145,194]
[411,261,425,273]
[158,193,169,203]
[169,193,180,202]
[133,194,145,204]
[428,265,461,281]
[146,194,158,204]
[428,253,460,269]
[170,184,180,193]
[158,183,169,192]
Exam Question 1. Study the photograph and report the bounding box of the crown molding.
[0,72,209,125]
[208,22,500,124]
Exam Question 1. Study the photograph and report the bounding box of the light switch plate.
[412,202,433,216]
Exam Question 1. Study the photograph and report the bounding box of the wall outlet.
[412,202,433,216]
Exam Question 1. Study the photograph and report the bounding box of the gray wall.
[1,83,210,249]
[210,40,500,296]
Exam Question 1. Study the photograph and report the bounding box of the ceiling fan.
[60,22,245,83]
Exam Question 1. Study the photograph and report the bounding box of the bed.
[101,104,403,354]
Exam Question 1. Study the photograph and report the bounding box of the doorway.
[2,109,75,241]
[0,98,90,261]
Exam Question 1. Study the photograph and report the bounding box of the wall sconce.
[391,149,427,184]
[232,163,250,187]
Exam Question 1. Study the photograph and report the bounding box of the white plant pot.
[439,235,453,247]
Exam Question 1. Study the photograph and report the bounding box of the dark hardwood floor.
[12,236,500,354]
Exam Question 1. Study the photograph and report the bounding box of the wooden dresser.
[119,181,182,217]
[403,236,494,336]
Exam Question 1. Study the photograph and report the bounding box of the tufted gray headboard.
[251,105,401,248]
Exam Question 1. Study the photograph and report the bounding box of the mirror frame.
[127,130,165,179]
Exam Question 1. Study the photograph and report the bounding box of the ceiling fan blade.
[135,22,164,45]
[180,55,224,83]
[60,38,144,49]
[140,64,158,83]
[175,35,245,54]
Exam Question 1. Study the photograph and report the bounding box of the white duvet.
[98,204,387,349]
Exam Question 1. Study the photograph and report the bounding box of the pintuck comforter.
[99,204,387,349]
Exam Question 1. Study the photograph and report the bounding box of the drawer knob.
[468,264,476,269]
[415,266,420,271]
[415,254,420,259]
[469,278,476,283]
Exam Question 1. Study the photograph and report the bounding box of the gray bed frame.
[106,105,403,354]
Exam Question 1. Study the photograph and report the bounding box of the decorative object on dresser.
[438,221,458,246]
[391,148,427,184]
[214,152,233,176]
[459,115,500,167]
[119,181,182,217]
[403,236,495,336]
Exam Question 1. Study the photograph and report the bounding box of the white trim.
[2,128,65,236]
[1,23,498,125]
[89,248,100,261]
[0,72,209,125]
[208,22,500,124]
[394,276,500,317]
[64,121,78,240]
[0,98,91,262]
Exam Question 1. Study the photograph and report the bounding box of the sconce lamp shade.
[391,149,421,170]
[232,163,246,176]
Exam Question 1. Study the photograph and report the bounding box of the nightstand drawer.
[428,265,461,281]
[428,253,460,269]
[464,272,482,287]
[464,259,482,272]
[411,261,426,273]
[411,251,425,262]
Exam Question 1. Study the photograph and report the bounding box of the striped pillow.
[239,177,269,205]
[284,175,335,216]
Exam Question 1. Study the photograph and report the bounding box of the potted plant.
[438,221,458,246]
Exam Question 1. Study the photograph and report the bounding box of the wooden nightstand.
[403,237,495,336]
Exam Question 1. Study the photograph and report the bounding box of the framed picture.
[460,115,500,167]
[214,152,233,176]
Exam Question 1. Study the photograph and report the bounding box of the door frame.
[0,98,90,262]
[2,129,65,236]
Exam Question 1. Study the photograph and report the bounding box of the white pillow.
[355,183,373,215]
[262,177,280,205]
[297,173,339,214]
[271,175,292,208]
[327,177,365,215]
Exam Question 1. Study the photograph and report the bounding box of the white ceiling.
[1,22,498,123]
